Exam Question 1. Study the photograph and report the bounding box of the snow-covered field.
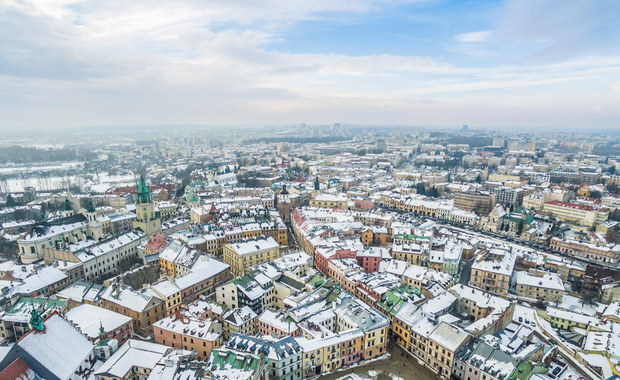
[1,173,136,193]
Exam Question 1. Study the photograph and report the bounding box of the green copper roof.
[308,274,325,288]
[376,285,421,315]
[208,348,262,373]
[186,190,199,203]
[136,175,151,204]
[86,199,96,213]
[508,361,548,380]
[393,234,430,241]
[8,296,66,314]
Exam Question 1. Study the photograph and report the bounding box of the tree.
[517,220,524,235]
[0,237,18,260]
[590,190,602,200]
[6,194,16,207]
[416,183,426,195]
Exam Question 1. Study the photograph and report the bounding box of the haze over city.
[2,2,620,380]
[1,0,619,129]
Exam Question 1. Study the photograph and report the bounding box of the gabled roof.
[14,312,93,380]
[0,358,40,380]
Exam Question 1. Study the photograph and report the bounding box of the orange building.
[153,313,222,359]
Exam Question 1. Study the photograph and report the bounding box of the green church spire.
[86,199,96,213]
[136,175,151,204]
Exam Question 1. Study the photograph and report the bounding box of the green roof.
[279,275,305,290]
[393,234,430,241]
[8,296,66,315]
[207,348,262,375]
[508,361,548,380]
[186,190,199,203]
[376,285,421,315]
[136,175,151,204]
[307,274,324,288]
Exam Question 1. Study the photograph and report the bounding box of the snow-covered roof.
[65,304,132,339]
[101,285,163,312]
[228,236,279,256]
[428,322,470,352]
[516,271,564,291]
[17,312,94,380]
[95,340,172,377]
[154,315,220,342]
[175,258,230,291]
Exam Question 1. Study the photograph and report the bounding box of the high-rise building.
[376,138,387,153]
[454,192,493,215]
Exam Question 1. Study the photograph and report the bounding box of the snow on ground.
[552,293,600,316]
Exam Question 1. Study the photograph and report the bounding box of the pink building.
[257,309,299,337]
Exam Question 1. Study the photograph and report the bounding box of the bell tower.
[133,175,161,236]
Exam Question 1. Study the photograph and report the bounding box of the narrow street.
[319,344,438,380]
[458,257,474,285]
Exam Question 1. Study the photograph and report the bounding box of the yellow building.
[158,240,194,278]
[515,271,564,303]
[543,201,609,228]
[392,244,428,266]
[300,329,364,377]
[427,322,471,379]
[151,280,182,315]
[540,307,598,330]
[223,236,281,276]
[309,193,348,209]
[469,249,516,296]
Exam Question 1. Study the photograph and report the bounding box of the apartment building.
[543,200,609,228]
[469,249,516,296]
[392,243,429,266]
[550,237,620,265]
[101,284,166,338]
[515,271,564,303]
[153,314,222,358]
[223,236,280,276]
[454,192,493,216]
[309,193,348,209]
[427,322,471,379]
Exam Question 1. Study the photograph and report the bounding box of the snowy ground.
[319,345,436,380]
[552,293,600,316]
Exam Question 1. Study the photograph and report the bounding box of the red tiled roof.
[145,233,168,252]
[546,200,595,211]
[0,357,38,380]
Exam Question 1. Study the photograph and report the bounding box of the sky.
[1,0,619,130]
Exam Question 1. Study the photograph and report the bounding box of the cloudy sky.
[1,0,619,129]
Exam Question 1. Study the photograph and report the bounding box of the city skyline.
[1,0,619,129]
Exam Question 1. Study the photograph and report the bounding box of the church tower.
[277,185,291,222]
[133,175,161,236]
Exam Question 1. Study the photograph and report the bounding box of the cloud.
[496,0,620,63]
[454,31,493,43]
[0,0,618,129]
